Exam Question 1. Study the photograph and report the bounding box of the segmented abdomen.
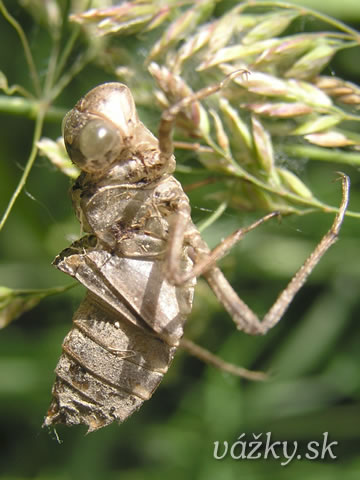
[45,293,177,432]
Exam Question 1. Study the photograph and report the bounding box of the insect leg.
[158,70,249,163]
[166,210,280,286]
[180,337,267,380]
[204,174,350,335]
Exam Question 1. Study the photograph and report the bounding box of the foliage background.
[0,0,360,479]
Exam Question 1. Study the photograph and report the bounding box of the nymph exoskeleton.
[44,79,349,432]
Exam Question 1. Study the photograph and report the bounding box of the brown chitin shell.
[44,82,196,432]
[44,237,195,432]
[46,294,175,432]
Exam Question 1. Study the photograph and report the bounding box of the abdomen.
[45,292,178,432]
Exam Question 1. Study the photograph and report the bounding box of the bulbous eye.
[78,119,120,161]
[64,117,122,174]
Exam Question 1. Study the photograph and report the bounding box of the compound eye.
[64,117,122,174]
[78,119,120,161]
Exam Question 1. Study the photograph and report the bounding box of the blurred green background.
[0,1,360,479]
